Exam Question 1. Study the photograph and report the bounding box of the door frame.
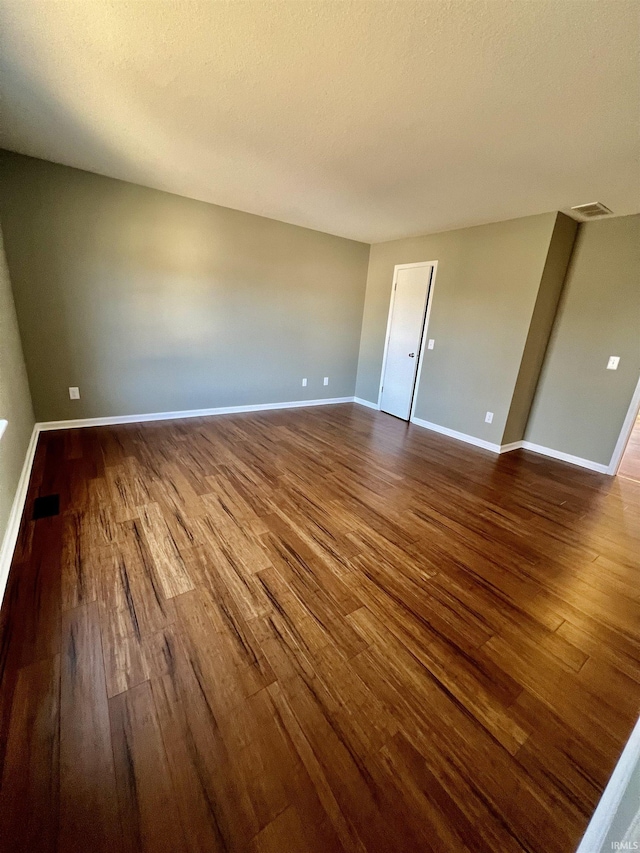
[607,372,640,475]
[377,261,438,418]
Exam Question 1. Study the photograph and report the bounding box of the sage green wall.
[525,215,640,465]
[3,148,635,466]
[0,227,35,549]
[0,152,369,422]
[502,213,577,444]
[355,212,560,445]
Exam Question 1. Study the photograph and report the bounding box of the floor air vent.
[32,494,60,520]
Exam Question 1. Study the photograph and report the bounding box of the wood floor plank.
[109,680,189,853]
[248,804,318,853]
[59,602,123,852]
[0,403,638,853]
[0,655,60,853]
[137,502,195,598]
[61,511,97,610]
[105,520,178,638]
[150,640,259,852]
[17,515,63,668]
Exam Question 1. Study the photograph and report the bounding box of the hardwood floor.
[619,416,640,483]
[0,403,639,853]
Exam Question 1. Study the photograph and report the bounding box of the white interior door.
[380,265,432,420]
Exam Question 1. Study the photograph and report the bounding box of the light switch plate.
[302,378,307,387]
[69,387,80,400]
[323,377,329,386]
[485,411,494,424]
[428,339,435,350]
[607,356,620,370]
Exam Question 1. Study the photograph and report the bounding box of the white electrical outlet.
[607,356,620,370]
[427,339,435,350]
[69,387,80,400]
[323,377,329,386]
[302,378,307,387]
[485,411,493,424]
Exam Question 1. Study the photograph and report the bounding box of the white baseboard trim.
[410,416,503,453]
[499,441,524,454]
[37,396,356,431]
[519,441,609,474]
[406,419,610,473]
[0,424,40,610]
[353,397,380,411]
[576,715,640,853]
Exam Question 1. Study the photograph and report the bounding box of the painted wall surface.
[0,152,369,422]
[502,213,578,444]
[355,212,559,445]
[602,755,640,850]
[525,215,640,465]
[0,227,34,545]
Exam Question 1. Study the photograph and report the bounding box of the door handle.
[408,353,415,358]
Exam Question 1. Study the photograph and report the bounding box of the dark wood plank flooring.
[1,403,639,853]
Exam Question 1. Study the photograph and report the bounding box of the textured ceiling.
[1,0,638,243]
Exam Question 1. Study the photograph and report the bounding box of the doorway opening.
[609,374,640,480]
[378,261,437,421]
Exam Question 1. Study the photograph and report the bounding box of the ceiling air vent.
[570,202,613,219]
